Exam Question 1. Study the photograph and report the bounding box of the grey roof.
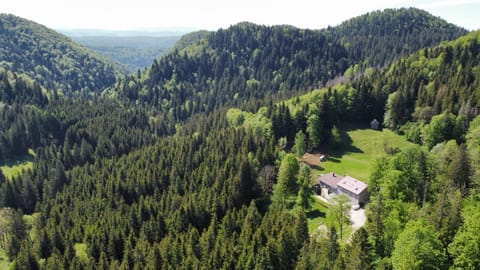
[319,172,343,189]
[337,176,367,195]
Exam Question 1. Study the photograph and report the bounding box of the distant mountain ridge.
[329,8,468,68]
[71,35,181,73]
[58,28,196,37]
[110,8,467,123]
[0,14,117,94]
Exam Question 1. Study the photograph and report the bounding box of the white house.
[318,173,369,205]
[337,176,369,205]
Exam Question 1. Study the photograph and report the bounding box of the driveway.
[350,208,366,231]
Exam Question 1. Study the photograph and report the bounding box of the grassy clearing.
[0,150,35,180]
[304,123,411,240]
[313,123,413,182]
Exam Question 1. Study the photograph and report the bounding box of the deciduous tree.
[391,219,446,270]
[329,194,351,240]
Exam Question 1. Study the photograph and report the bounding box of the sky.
[2,0,480,32]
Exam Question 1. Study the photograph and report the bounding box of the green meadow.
[0,149,35,180]
[314,124,413,183]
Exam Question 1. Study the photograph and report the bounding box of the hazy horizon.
[2,0,480,32]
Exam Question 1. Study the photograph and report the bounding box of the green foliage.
[293,131,306,157]
[328,194,351,240]
[173,30,211,54]
[344,228,372,270]
[0,8,475,270]
[227,108,272,137]
[307,114,323,148]
[0,14,117,94]
[13,241,39,270]
[110,22,349,123]
[391,219,446,270]
[108,8,465,127]
[422,112,456,149]
[277,154,300,194]
[383,92,402,129]
[272,154,300,209]
[330,7,467,69]
[466,115,480,184]
[0,248,11,269]
[380,31,480,134]
[448,199,480,270]
[296,166,312,210]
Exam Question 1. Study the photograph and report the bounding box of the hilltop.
[330,7,467,68]
[108,8,467,125]
[0,14,117,94]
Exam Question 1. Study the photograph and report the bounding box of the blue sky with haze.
[2,0,480,31]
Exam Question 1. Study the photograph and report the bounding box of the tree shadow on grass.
[306,209,326,219]
[328,127,363,159]
[309,164,324,170]
[326,157,341,163]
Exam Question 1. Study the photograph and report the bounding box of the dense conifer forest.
[0,7,479,270]
[0,14,117,94]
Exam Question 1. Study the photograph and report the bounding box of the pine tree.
[294,209,309,249]
[14,241,39,270]
[293,131,307,157]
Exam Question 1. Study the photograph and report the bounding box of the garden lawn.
[306,196,329,233]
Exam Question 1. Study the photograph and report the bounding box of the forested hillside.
[0,14,131,163]
[0,14,117,94]
[110,8,466,125]
[0,8,479,270]
[224,29,480,269]
[111,22,349,122]
[329,8,467,69]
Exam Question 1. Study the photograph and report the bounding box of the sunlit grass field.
[314,124,413,182]
[0,149,35,180]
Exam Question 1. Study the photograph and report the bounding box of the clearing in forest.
[303,123,413,183]
[0,149,35,180]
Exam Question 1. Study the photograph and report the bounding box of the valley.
[0,7,479,270]
[70,35,181,73]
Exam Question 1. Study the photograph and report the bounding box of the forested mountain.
[0,14,117,94]
[341,30,480,145]
[111,22,349,121]
[72,35,181,73]
[0,8,479,270]
[0,14,125,163]
[172,30,210,52]
[110,8,466,125]
[329,8,467,69]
